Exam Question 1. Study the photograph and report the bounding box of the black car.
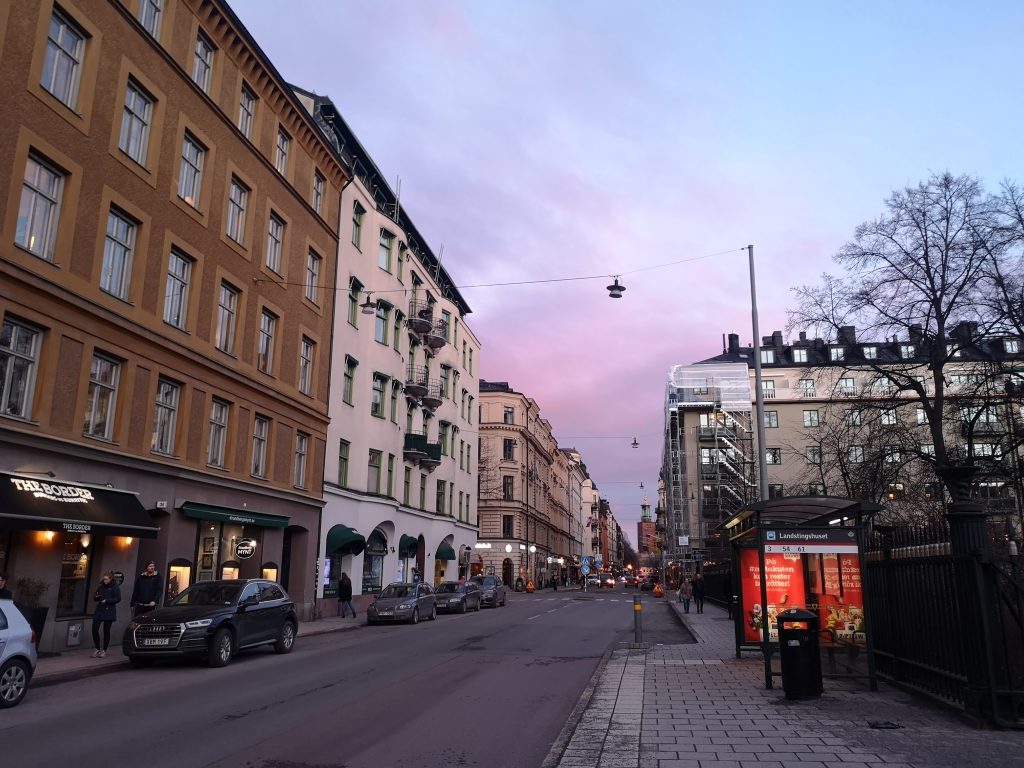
[122,579,297,667]
[434,581,482,614]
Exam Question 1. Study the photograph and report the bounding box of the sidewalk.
[545,600,1024,768]
[32,613,360,687]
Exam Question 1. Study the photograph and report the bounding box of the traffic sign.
[581,564,590,575]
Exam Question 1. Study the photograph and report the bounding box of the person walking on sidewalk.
[677,579,693,613]
[131,561,162,617]
[338,572,356,618]
[0,573,12,600]
[692,574,706,614]
[92,571,120,658]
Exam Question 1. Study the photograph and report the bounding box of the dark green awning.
[436,542,456,561]
[182,502,289,529]
[399,534,418,558]
[326,524,365,555]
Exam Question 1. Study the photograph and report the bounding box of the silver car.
[366,583,436,625]
[470,575,507,607]
[0,599,38,708]
[434,581,482,614]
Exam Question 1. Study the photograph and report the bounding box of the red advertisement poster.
[816,553,865,646]
[739,548,806,643]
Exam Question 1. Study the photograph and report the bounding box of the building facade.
[0,0,346,649]
[293,89,482,603]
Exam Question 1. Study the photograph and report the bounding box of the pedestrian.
[0,573,12,600]
[692,574,706,614]
[677,579,693,613]
[130,560,162,617]
[338,572,356,619]
[92,571,120,658]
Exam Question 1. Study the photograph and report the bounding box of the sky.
[234,1,1024,541]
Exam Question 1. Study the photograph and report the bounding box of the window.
[138,0,162,38]
[501,514,514,538]
[436,480,447,515]
[973,443,998,458]
[163,249,192,329]
[151,378,180,455]
[192,32,215,92]
[469,348,474,375]
[390,383,399,422]
[502,475,514,501]
[760,349,774,364]
[467,395,474,424]
[100,209,135,300]
[274,127,290,175]
[378,229,393,271]
[802,410,819,427]
[215,282,239,354]
[251,416,269,477]
[503,438,515,460]
[386,454,395,497]
[883,446,901,464]
[265,213,284,273]
[848,445,864,463]
[177,133,205,209]
[838,377,855,395]
[829,347,845,362]
[257,310,277,373]
[351,202,364,248]
[374,304,388,344]
[887,483,905,500]
[845,408,862,426]
[1006,339,1020,354]
[403,467,411,505]
[862,345,877,360]
[338,440,350,487]
[924,482,941,500]
[439,423,449,455]
[946,344,962,359]
[792,348,808,363]
[808,483,825,496]
[293,432,308,488]
[226,177,249,245]
[442,310,452,342]
[920,443,935,456]
[765,448,781,465]
[371,375,386,417]
[342,356,356,405]
[312,171,325,215]
[419,473,427,510]
[119,80,153,166]
[305,250,321,303]
[916,407,927,425]
[462,341,467,369]
[367,450,382,494]
[899,344,915,358]
[768,484,785,500]
[805,446,822,465]
[503,406,515,424]
[16,154,64,261]
[881,408,897,426]
[797,378,815,397]
[393,312,403,351]
[207,398,228,467]
[764,410,778,428]
[761,380,775,398]
[298,337,314,395]
[440,366,451,398]
[83,353,119,439]
[42,10,84,109]
[238,84,256,139]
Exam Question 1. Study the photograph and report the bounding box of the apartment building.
[477,381,584,587]
[292,89,481,600]
[663,326,1024,567]
[0,0,346,648]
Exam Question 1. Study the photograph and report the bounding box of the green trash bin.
[777,608,822,699]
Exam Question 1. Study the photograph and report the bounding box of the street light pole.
[748,244,769,502]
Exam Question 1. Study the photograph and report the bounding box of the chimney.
[798,331,807,342]
[909,324,923,345]
[771,330,784,350]
[728,333,740,354]
[838,326,857,345]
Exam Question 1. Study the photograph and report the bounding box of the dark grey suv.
[122,579,297,667]
[470,575,507,607]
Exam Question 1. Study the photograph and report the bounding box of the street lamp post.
[748,244,769,502]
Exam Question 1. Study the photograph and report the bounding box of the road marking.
[528,614,541,620]
[547,608,559,613]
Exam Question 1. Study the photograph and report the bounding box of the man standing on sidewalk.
[131,561,162,617]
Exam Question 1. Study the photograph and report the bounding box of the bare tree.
[476,437,503,501]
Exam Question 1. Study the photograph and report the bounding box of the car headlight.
[398,603,412,610]
[185,619,213,628]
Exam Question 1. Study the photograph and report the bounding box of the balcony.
[407,300,434,335]
[698,425,737,440]
[405,364,429,399]
[420,441,442,471]
[424,316,449,351]
[403,432,428,462]
[421,380,444,411]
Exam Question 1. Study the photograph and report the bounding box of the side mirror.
[239,595,258,609]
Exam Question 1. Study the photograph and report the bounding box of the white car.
[0,599,37,707]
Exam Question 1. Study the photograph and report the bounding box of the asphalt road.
[1,588,692,768]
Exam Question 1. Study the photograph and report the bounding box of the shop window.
[262,562,279,582]
[221,560,240,580]
[57,533,94,617]
[166,558,192,603]
[362,530,386,594]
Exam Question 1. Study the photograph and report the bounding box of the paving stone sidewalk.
[546,601,1024,768]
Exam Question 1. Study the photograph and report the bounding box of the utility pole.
[748,244,769,502]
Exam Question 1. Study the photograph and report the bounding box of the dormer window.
[829,347,844,362]
[900,344,915,358]
[862,345,877,360]
[1004,339,1019,354]
[760,349,774,364]
[946,344,962,358]
[792,348,807,363]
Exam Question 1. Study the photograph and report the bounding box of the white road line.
[528,614,541,620]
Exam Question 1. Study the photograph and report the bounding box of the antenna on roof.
[435,243,444,282]
[722,333,727,354]
[394,175,402,222]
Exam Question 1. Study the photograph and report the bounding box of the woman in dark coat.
[92,571,121,658]
[338,572,355,619]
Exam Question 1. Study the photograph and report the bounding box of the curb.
[540,644,615,768]
[668,600,705,643]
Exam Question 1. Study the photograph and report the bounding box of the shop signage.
[235,539,257,559]
[62,522,92,533]
[763,527,858,554]
[10,477,94,504]
[474,542,492,549]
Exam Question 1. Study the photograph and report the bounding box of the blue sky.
[234,1,1024,537]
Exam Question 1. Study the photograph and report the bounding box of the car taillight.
[31,630,37,646]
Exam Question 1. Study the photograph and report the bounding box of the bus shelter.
[723,496,882,690]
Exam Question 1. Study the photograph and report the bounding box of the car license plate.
[378,610,393,616]
[142,638,170,646]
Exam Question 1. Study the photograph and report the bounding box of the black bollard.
[633,594,643,645]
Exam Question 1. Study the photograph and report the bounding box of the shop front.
[0,471,159,654]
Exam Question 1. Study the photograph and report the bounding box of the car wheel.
[128,656,153,668]
[459,600,467,614]
[208,628,233,667]
[500,591,507,606]
[274,621,296,654]
[429,604,437,621]
[410,608,419,625]
[0,658,30,708]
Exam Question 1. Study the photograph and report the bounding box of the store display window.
[195,521,264,581]
[262,562,279,582]
[361,530,386,594]
[57,533,94,617]
[166,559,192,602]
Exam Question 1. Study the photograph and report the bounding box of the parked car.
[367,583,436,624]
[434,581,481,614]
[0,599,37,708]
[470,575,507,607]
[122,579,297,668]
